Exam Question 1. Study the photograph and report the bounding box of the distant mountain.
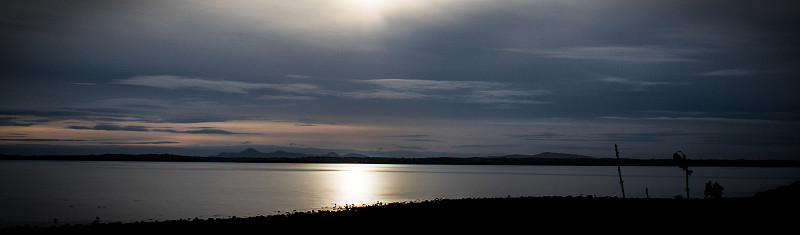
[342,153,370,158]
[216,149,593,160]
[216,148,307,158]
[323,152,341,157]
[491,152,594,159]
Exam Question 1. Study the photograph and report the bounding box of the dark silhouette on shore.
[673,150,693,198]
[2,153,798,167]
[3,181,797,234]
[614,144,625,198]
[704,181,724,199]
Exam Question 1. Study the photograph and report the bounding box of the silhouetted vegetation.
[3,182,797,234]
[705,181,725,199]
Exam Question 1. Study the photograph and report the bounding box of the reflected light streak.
[334,164,379,206]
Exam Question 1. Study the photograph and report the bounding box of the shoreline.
[3,154,799,167]
[4,182,798,234]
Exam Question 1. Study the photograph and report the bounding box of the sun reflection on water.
[333,164,379,206]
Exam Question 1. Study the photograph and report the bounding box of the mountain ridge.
[491,152,595,159]
[215,148,595,160]
[216,148,307,158]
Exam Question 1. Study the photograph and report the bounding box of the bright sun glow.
[350,0,381,8]
[339,0,389,25]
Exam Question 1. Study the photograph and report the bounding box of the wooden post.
[614,144,625,199]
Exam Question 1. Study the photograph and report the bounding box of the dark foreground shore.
[4,182,798,234]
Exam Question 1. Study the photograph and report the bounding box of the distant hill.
[491,152,595,159]
[3,152,799,167]
[215,149,594,160]
[342,153,370,158]
[323,152,341,157]
[216,148,307,158]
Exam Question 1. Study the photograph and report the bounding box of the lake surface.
[1,160,798,227]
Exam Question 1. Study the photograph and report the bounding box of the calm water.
[1,160,798,227]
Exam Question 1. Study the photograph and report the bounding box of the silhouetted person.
[711,182,724,199]
[704,181,713,199]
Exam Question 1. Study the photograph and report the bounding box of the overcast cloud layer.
[2,0,799,159]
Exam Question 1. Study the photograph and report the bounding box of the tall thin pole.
[685,169,690,199]
[614,144,625,199]
[673,151,692,199]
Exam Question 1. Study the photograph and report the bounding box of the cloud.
[639,110,709,116]
[386,134,431,138]
[258,95,318,101]
[114,76,548,108]
[600,116,797,125]
[99,141,181,145]
[0,138,87,142]
[285,74,314,79]
[149,128,244,135]
[0,117,37,126]
[346,79,549,105]
[591,132,688,143]
[69,124,247,135]
[343,90,431,100]
[69,124,148,132]
[116,75,320,94]
[698,69,758,77]
[386,134,440,143]
[463,89,551,105]
[360,79,503,91]
[598,77,672,87]
[180,128,238,135]
[498,46,702,63]
[643,117,795,125]
[396,146,428,150]
[508,132,564,141]
[405,139,441,142]
[452,144,522,149]
[132,141,180,145]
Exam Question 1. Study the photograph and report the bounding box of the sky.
[1,0,799,159]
